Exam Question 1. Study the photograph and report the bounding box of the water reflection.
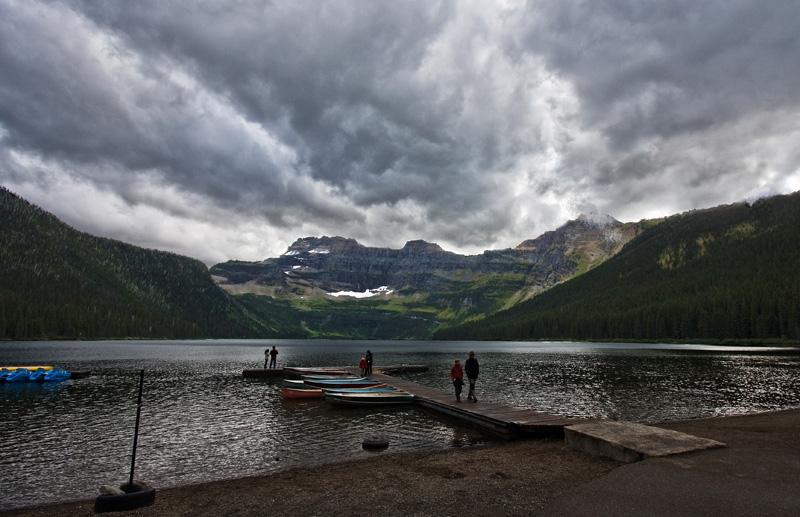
[1,340,799,509]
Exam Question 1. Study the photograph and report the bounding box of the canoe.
[301,374,361,380]
[281,387,323,399]
[282,379,319,389]
[322,390,415,407]
[319,387,399,394]
[283,367,352,379]
[303,378,385,389]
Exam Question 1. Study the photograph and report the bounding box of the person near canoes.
[450,359,464,402]
[268,346,279,369]
[359,357,368,377]
[465,350,479,403]
[365,350,373,376]
[264,348,269,369]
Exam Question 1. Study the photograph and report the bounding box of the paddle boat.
[43,369,72,382]
[1,365,54,371]
[322,389,415,407]
[28,368,48,382]
[5,368,32,382]
[0,366,72,383]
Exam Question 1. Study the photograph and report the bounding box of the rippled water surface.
[2,339,799,509]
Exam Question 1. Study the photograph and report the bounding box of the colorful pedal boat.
[28,368,48,382]
[43,369,72,382]
[5,369,32,382]
[1,366,71,383]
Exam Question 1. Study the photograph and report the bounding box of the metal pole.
[128,369,145,489]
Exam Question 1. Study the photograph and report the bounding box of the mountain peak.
[401,240,445,254]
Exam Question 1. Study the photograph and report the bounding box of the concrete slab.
[564,420,726,463]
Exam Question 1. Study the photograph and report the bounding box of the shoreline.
[4,408,799,516]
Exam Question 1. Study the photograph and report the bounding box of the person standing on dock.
[264,348,269,369]
[359,357,368,377]
[450,359,464,402]
[465,351,479,402]
[269,346,279,369]
[365,350,373,376]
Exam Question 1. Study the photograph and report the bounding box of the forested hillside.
[434,193,800,343]
[0,187,284,339]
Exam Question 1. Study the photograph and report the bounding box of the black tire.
[94,483,156,513]
[362,436,389,449]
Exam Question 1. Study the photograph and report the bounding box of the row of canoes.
[280,368,414,406]
[1,367,72,383]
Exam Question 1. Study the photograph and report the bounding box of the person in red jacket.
[359,357,368,377]
[450,359,464,402]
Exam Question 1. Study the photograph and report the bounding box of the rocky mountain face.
[211,214,642,301]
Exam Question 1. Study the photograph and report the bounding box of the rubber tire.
[362,436,389,449]
[94,483,156,513]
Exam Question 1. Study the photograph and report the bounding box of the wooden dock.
[242,366,574,439]
[361,368,573,439]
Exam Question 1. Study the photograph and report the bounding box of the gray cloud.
[1,0,798,265]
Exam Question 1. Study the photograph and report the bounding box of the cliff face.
[211,215,641,299]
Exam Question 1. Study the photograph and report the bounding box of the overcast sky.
[2,0,798,265]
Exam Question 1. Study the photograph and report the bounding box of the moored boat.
[283,367,352,379]
[281,387,323,399]
[319,387,400,394]
[5,368,31,382]
[303,378,386,389]
[43,369,72,382]
[28,368,48,382]
[281,383,393,399]
[322,390,415,407]
[300,374,361,380]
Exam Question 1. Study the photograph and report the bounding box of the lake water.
[2,339,799,509]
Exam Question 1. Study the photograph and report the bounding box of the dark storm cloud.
[516,0,800,149]
[1,0,798,264]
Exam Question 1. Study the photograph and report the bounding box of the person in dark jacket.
[465,350,479,402]
[365,350,373,376]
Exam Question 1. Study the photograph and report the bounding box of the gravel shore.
[4,409,799,517]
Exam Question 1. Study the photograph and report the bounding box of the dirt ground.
[2,435,619,517]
